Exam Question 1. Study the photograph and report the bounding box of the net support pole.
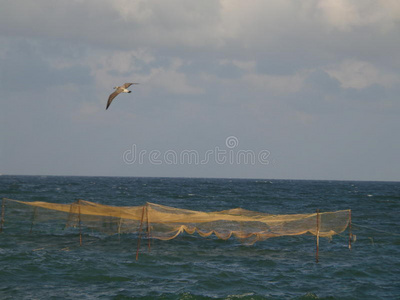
[118,216,122,242]
[29,207,38,234]
[64,203,74,230]
[136,205,146,261]
[348,209,352,250]
[78,200,82,246]
[146,203,151,252]
[316,209,320,263]
[0,198,5,233]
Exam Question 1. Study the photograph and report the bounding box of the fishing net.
[1,198,350,247]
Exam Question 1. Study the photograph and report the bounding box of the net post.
[78,200,82,246]
[29,207,38,234]
[118,216,122,242]
[136,205,146,261]
[64,203,74,230]
[0,198,5,233]
[146,203,151,252]
[348,209,352,250]
[316,209,320,263]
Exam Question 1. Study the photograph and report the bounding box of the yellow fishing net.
[1,198,350,246]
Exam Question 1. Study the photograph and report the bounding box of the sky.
[1,0,400,181]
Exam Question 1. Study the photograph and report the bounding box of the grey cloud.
[0,39,92,94]
[0,0,222,50]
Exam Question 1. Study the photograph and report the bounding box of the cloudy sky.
[1,0,399,181]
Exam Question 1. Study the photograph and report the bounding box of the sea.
[0,175,399,300]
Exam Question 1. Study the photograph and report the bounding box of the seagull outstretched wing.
[123,83,139,88]
[106,90,120,110]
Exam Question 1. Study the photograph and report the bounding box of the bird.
[106,83,139,110]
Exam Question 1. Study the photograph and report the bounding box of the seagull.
[106,83,139,110]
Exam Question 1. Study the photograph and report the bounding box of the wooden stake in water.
[29,207,38,234]
[146,203,151,252]
[349,209,352,250]
[136,205,146,261]
[64,203,74,230]
[316,209,320,263]
[78,200,82,246]
[0,198,5,233]
[118,216,122,242]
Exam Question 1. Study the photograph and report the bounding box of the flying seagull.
[106,83,139,110]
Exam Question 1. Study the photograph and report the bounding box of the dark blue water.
[0,175,399,299]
